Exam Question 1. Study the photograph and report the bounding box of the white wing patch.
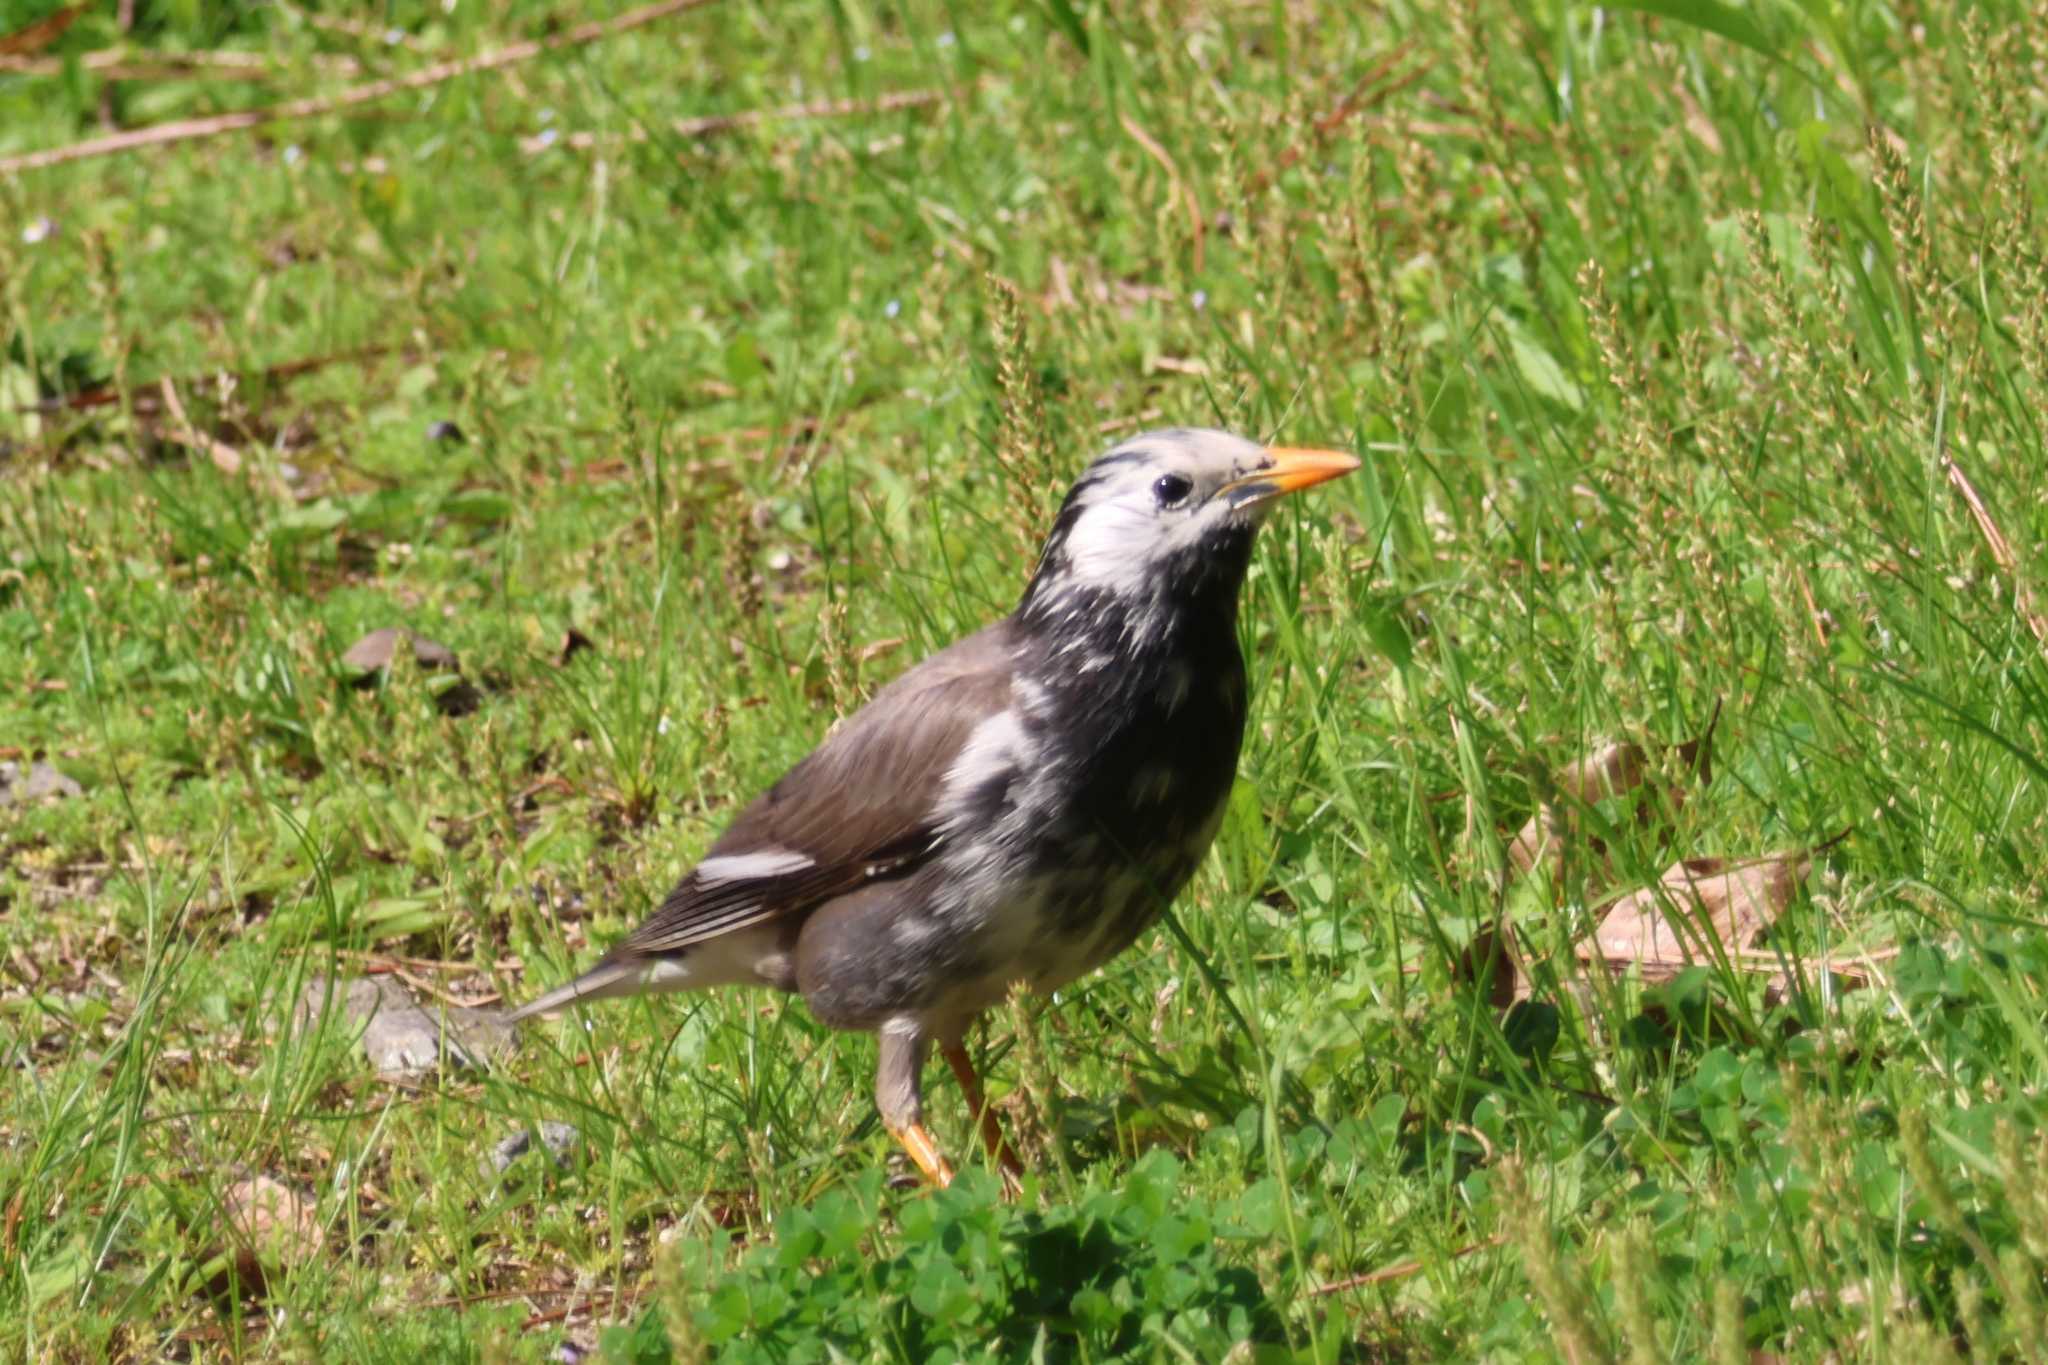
[941,708,1030,809]
[695,848,814,883]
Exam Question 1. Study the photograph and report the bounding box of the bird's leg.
[941,1038,1025,1187]
[876,1021,954,1187]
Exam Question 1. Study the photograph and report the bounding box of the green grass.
[5,0,2048,1359]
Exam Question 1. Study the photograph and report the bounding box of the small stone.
[0,760,83,806]
[484,1121,581,1177]
[297,975,513,1079]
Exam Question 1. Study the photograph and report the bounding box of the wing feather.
[612,625,1015,958]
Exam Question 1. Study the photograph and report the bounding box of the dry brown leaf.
[1583,852,1811,981]
[1556,740,1651,804]
[340,627,459,675]
[1508,711,1718,885]
[1454,923,1528,1008]
[216,1176,321,1298]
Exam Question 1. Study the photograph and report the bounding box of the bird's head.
[1019,428,1359,620]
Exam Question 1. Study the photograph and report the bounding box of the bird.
[506,427,1359,1186]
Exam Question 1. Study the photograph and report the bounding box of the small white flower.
[883,299,901,319]
[936,30,956,47]
[1190,289,1207,310]
[657,715,673,736]
[535,127,559,149]
[853,44,871,61]
[22,217,55,244]
[383,27,404,45]
[282,145,303,166]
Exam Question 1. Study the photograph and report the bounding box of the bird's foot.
[888,1121,956,1188]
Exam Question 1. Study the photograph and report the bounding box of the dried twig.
[0,48,362,79]
[21,345,395,417]
[1791,560,1830,652]
[521,85,958,153]
[401,1280,647,1326]
[325,947,504,976]
[156,376,243,476]
[520,1284,646,1331]
[1118,112,1205,274]
[385,966,501,1011]
[1309,1234,1506,1295]
[1944,454,2048,651]
[0,0,722,175]
[1,1189,22,1262]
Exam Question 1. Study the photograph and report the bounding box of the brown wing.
[614,623,1016,957]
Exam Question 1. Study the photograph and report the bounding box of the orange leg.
[942,1040,1025,1185]
[887,1121,956,1188]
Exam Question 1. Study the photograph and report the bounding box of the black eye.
[1152,473,1193,508]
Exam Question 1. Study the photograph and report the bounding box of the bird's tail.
[502,956,644,1023]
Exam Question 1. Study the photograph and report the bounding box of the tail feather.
[502,957,643,1023]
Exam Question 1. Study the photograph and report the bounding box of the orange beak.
[1219,446,1361,507]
